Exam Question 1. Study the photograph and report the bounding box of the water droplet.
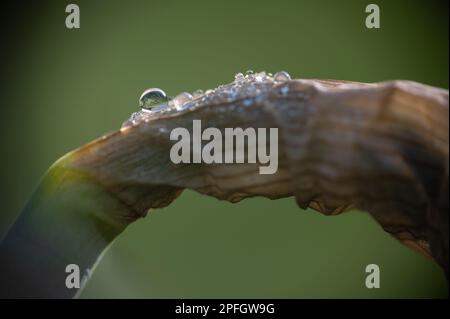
[139,88,168,109]
[255,72,266,82]
[273,71,291,82]
[193,89,204,97]
[170,92,193,110]
[234,72,245,83]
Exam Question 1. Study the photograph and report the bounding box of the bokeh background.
[0,0,448,298]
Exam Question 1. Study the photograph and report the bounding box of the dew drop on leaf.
[273,71,291,82]
[234,72,245,84]
[170,92,193,110]
[193,89,204,97]
[139,88,169,109]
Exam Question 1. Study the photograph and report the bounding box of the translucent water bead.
[234,72,245,84]
[192,89,204,98]
[170,92,193,110]
[139,88,169,110]
[273,71,291,82]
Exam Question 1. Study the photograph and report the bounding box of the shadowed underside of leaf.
[0,78,448,298]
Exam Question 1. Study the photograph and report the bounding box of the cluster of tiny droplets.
[122,71,291,128]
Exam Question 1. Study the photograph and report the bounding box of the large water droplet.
[273,71,291,82]
[170,92,193,110]
[139,88,168,109]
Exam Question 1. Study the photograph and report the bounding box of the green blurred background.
[0,0,448,298]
